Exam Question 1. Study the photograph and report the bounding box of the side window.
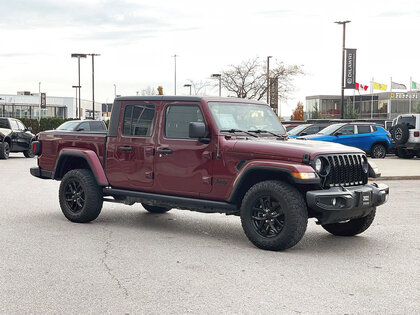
[303,126,319,135]
[90,121,106,131]
[338,125,355,135]
[122,104,155,137]
[0,119,10,129]
[372,126,377,132]
[17,121,26,130]
[357,125,372,134]
[10,120,19,130]
[165,105,204,139]
[78,122,90,131]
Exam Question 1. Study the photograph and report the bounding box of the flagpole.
[389,77,392,120]
[370,77,374,119]
[409,76,412,114]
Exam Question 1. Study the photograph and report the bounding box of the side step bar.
[103,188,238,214]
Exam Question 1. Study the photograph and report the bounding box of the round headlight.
[315,158,322,173]
[362,156,369,173]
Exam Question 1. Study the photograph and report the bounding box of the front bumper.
[306,183,389,225]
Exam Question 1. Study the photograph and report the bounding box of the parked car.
[283,124,300,132]
[298,122,392,159]
[54,120,107,132]
[30,96,388,251]
[0,117,36,159]
[288,123,329,138]
[391,114,420,159]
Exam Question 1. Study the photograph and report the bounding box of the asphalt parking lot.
[1,154,419,314]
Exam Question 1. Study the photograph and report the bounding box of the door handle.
[119,146,133,152]
[157,148,173,154]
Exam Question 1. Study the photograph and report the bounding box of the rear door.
[154,102,213,196]
[105,101,156,190]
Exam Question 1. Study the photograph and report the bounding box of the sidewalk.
[369,156,420,180]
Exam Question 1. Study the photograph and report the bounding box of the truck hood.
[231,137,362,160]
[0,128,12,140]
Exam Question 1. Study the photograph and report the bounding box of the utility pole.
[334,21,351,119]
[71,53,87,119]
[172,54,178,95]
[267,56,272,106]
[86,53,100,119]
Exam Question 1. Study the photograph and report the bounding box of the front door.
[154,103,213,197]
[105,102,156,190]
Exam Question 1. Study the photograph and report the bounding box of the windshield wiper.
[248,129,288,139]
[220,128,258,138]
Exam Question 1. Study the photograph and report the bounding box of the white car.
[391,114,420,158]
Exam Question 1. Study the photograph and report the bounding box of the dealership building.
[0,91,103,119]
[305,91,420,120]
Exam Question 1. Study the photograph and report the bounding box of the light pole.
[38,82,41,121]
[71,53,87,119]
[172,54,178,95]
[114,84,116,98]
[86,53,100,119]
[267,56,272,106]
[184,84,192,95]
[334,20,351,119]
[72,85,80,118]
[211,74,221,96]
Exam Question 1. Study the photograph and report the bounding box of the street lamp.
[172,54,178,95]
[72,85,81,118]
[211,74,221,96]
[183,84,192,96]
[71,53,87,119]
[334,20,351,119]
[86,53,100,119]
[266,56,272,106]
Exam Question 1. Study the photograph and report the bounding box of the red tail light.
[414,131,420,137]
[31,141,41,155]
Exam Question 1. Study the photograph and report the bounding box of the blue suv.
[298,122,392,158]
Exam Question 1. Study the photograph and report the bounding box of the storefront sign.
[390,92,418,99]
[345,49,357,89]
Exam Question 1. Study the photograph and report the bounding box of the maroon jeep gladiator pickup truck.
[30,96,389,250]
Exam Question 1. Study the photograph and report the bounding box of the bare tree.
[140,86,157,96]
[220,57,303,102]
[185,79,211,96]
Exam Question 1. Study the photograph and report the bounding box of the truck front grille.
[323,154,368,188]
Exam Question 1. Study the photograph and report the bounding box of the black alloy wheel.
[371,144,386,159]
[0,142,10,159]
[251,196,285,238]
[64,180,86,214]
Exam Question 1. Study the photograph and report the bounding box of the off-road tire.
[393,123,409,145]
[371,143,387,159]
[142,203,171,214]
[0,142,10,159]
[321,209,376,236]
[59,169,103,223]
[23,145,35,158]
[240,180,308,251]
[397,147,415,159]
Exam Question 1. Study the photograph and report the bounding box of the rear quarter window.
[357,125,372,134]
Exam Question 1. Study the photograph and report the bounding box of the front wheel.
[397,147,415,159]
[371,144,386,159]
[240,180,308,251]
[321,209,376,236]
[0,142,10,159]
[59,169,103,223]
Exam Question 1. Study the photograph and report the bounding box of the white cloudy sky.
[0,0,419,116]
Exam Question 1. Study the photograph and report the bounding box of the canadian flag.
[355,82,368,91]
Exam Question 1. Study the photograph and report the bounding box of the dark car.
[55,120,107,132]
[288,123,329,138]
[0,117,36,159]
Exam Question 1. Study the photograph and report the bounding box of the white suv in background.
[391,114,420,159]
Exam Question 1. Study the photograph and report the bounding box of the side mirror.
[27,127,32,132]
[189,122,209,143]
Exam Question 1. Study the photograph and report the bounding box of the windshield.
[56,121,80,131]
[318,123,345,135]
[288,124,309,135]
[208,102,286,134]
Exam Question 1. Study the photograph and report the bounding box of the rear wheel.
[321,209,376,236]
[397,147,415,159]
[240,180,308,251]
[23,143,34,158]
[142,203,171,214]
[0,142,10,159]
[371,144,386,159]
[59,169,103,223]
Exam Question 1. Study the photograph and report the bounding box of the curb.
[369,176,420,181]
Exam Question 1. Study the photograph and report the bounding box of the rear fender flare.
[54,148,109,186]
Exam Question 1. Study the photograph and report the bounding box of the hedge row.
[20,118,76,134]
